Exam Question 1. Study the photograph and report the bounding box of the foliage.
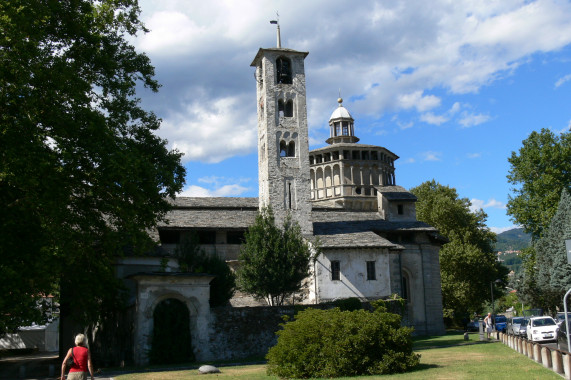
[175,234,236,307]
[410,180,508,318]
[0,0,185,332]
[511,246,542,308]
[266,308,419,378]
[507,129,571,240]
[333,297,363,311]
[532,190,571,312]
[237,207,315,306]
[149,299,194,365]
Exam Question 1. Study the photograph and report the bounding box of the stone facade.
[110,40,446,366]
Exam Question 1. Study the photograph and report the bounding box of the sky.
[131,0,571,234]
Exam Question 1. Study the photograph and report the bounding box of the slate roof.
[311,209,438,249]
[376,185,418,201]
[159,197,258,229]
[154,197,441,249]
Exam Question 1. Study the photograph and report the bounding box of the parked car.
[508,317,527,336]
[467,318,480,332]
[557,320,571,351]
[494,315,507,332]
[556,312,569,326]
[527,316,558,343]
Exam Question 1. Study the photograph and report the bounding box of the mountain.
[495,228,531,252]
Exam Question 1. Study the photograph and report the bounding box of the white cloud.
[178,184,250,197]
[133,0,571,163]
[398,91,441,112]
[467,152,482,159]
[419,151,442,161]
[490,226,518,234]
[459,112,491,128]
[555,74,571,88]
[162,95,257,163]
[420,112,448,125]
[470,198,506,213]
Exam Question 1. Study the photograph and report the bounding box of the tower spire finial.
[270,12,281,48]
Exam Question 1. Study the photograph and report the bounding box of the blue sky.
[133,0,571,233]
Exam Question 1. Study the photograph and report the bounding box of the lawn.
[114,333,560,380]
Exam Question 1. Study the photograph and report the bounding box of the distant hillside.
[494,228,531,274]
[495,228,532,252]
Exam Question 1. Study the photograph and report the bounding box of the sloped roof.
[376,185,417,201]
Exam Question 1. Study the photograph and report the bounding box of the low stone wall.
[206,300,409,362]
[499,332,569,379]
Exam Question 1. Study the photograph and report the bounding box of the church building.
[114,34,446,365]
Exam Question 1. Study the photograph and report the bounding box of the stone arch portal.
[129,273,214,365]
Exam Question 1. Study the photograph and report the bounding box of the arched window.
[287,141,295,157]
[278,99,285,118]
[280,140,287,157]
[285,100,293,117]
[276,57,292,84]
[342,121,349,136]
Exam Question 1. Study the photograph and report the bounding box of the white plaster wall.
[314,249,391,302]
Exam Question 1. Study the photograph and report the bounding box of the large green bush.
[266,308,419,378]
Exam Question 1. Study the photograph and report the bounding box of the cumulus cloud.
[470,198,506,213]
[555,74,571,88]
[178,184,251,197]
[420,112,448,125]
[133,0,571,162]
[459,112,491,128]
[467,152,482,159]
[490,226,518,234]
[419,151,442,161]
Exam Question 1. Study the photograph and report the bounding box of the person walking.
[61,333,94,380]
[484,312,493,339]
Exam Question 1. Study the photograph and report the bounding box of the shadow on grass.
[408,363,442,373]
[413,331,480,349]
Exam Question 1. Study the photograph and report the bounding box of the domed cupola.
[326,98,359,144]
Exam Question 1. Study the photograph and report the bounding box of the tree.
[0,0,185,333]
[175,233,236,307]
[507,129,571,240]
[236,206,314,306]
[532,190,571,312]
[410,180,508,319]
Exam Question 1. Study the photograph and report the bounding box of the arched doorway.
[149,298,194,364]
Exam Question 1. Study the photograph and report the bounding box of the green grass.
[114,335,560,380]
[413,330,481,348]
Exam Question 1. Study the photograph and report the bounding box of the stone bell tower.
[250,26,312,235]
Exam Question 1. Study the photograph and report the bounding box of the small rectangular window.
[331,260,340,281]
[227,231,245,244]
[198,230,216,244]
[366,261,376,280]
[159,230,180,244]
[397,204,404,215]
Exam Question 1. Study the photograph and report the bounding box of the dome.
[329,98,353,121]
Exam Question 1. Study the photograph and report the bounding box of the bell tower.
[250,29,312,235]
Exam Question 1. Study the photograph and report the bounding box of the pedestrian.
[61,333,94,380]
[484,312,493,339]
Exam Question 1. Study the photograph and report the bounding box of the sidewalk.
[0,351,114,379]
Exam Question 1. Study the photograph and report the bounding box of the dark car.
[557,319,571,351]
[467,318,480,332]
[494,315,507,332]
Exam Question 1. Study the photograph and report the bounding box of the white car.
[526,316,558,342]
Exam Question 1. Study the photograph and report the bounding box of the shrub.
[333,297,362,311]
[266,308,420,378]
